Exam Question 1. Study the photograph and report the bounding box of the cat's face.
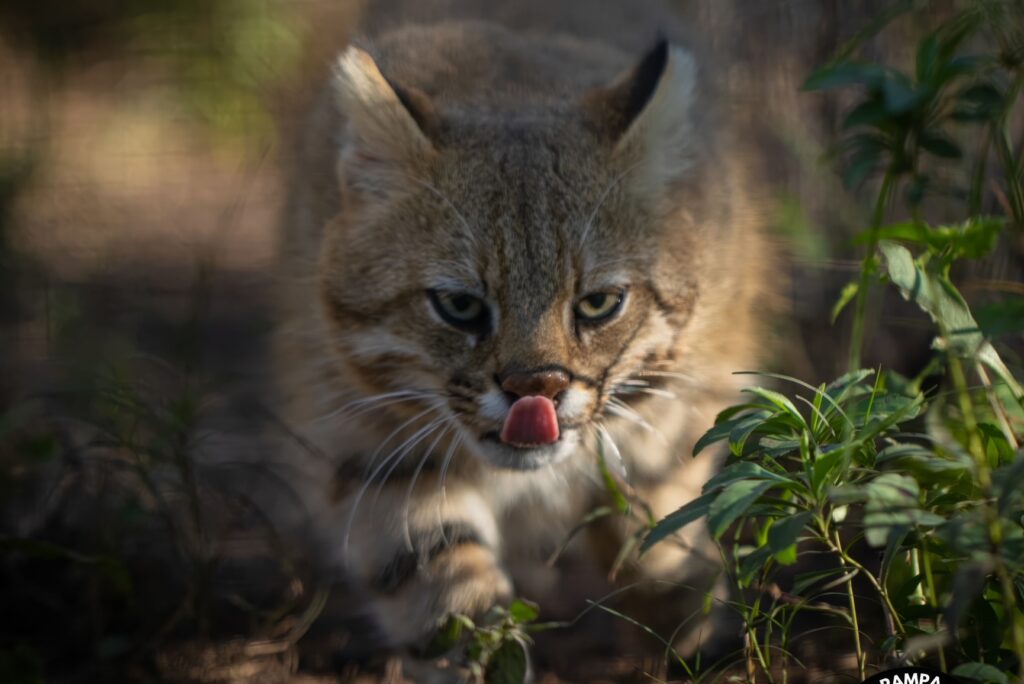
[320,42,711,470]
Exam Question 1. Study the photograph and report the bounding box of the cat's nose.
[500,368,571,402]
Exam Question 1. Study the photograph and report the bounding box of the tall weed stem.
[848,170,897,371]
[948,354,1024,676]
[833,530,867,680]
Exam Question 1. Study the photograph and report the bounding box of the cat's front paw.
[372,539,514,647]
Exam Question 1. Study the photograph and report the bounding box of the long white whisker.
[634,369,695,380]
[371,414,450,506]
[606,399,667,444]
[342,404,442,552]
[313,390,434,426]
[436,430,464,545]
[633,369,699,387]
[614,384,678,400]
[402,420,458,552]
[595,423,628,480]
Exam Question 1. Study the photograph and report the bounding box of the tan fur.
[275,0,776,666]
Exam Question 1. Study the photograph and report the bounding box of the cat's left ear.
[333,46,438,198]
[585,40,700,191]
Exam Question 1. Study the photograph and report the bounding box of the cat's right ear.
[333,46,438,198]
[584,40,701,197]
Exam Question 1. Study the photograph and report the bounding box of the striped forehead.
[429,122,617,318]
[490,137,579,321]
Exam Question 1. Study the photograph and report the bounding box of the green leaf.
[939,54,986,81]
[843,146,883,189]
[864,509,943,547]
[693,411,769,457]
[758,436,803,457]
[728,412,773,456]
[608,532,639,582]
[976,298,1024,337]
[941,217,1004,260]
[905,174,929,206]
[916,33,941,83]
[919,131,962,159]
[596,433,629,515]
[952,83,1004,121]
[423,614,469,657]
[641,492,716,552]
[792,567,849,595]
[953,662,1009,684]
[508,599,539,624]
[853,393,924,443]
[979,423,1013,464]
[876,442,971,482]
[767,511,812,563]
[738,544,776,585]
[879,241,1023,399]
[704,461,800,493]
[995,453,1024,517]
[707,480,775,539]
[832,473,944,547]
[811,446,850,497]
[890,573,926,614]
[977,344,1024,400]
[853,221,932,246]
[936,12,980,60]
[883,75,923,114]
[742,387,807,429]
[842,98,889,130]
[546,506,613,565]
[831,280,860,323]
[484,638,528,684]
[830,472,914,506]
[773,541,798,566]
[826,369,875,404]
[802,62,889,91]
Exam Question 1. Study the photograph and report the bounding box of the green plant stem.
[948,354,1024,677]
[833,530,866,680]
[975,362,1019,450]
[848,170,896,372]
[821,519,905,636]
[919,543,947,672]
[992,72,1024,229]
[746,591,775,684]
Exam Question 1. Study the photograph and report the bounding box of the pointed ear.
[585,40,700,191]
[333,46,438,198]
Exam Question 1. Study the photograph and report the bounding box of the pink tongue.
[500,396,560,446]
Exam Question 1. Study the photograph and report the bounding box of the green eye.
[575,291,625,323]
[428,290,490,332]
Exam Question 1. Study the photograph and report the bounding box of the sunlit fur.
[276,16,775,656]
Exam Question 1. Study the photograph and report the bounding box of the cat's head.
[318,35,742,470]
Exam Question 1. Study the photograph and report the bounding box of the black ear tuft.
[584,40,699,188]
[618,39,669,130]
[387,78,440,141]
[585,39,671,141]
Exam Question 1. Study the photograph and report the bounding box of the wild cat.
[275,0,773,666]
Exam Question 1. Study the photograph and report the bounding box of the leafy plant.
[805,3,1024,371]
[428,599,552,684]
[639,4,1024,682]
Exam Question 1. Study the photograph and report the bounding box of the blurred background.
[1,0,1021,682]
